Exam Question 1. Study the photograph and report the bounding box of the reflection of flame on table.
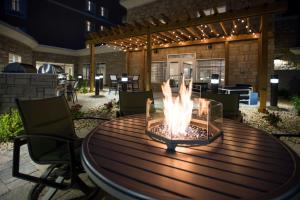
[146,77,223,152]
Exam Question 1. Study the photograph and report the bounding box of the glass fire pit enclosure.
[146,98,223,152]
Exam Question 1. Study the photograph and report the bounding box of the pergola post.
[224,41,229,85]
[145,30,152,91]
[258,15,268,113]
[125,51,129,74]
[89,43,95,92]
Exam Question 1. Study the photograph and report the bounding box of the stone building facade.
[126,0,273,24]
[0,22,124,86]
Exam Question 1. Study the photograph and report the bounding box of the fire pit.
[146,79,223,152]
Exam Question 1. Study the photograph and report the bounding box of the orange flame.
[161,78,193,136]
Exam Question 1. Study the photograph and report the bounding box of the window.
[82,64,90,80]
[100,25,104,31]
[96,63,106,83]
[5,0,26,17]
[11,0,20,12]
[100,6,106,17]
[87,0,91,11]
[9,53,22,63]
[195,59,225,85]
[151,62,167,83]
[86,0,95,12]
[86,21,91,31]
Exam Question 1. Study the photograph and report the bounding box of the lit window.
[216,5,226,13]
[86,21,91,31]
[100,6,105,17]
[87,0,91,11]
[11,0,20,12]
[203,8,214,16]
[100,25,104,31]
[9,53,22,63]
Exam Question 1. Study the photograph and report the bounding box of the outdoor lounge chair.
[13,96,108,200]
[118,90,153,116]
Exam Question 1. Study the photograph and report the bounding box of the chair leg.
[75,91,78,102]
[74,175,98,198]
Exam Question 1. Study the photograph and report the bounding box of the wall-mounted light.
[78,75,83,79]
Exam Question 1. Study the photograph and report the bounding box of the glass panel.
[82,64,90,80]
[151,62,167,83]
[195,59,225,85]
[96,63,106,83]
[183,61,192,79]
[8,53,22,63]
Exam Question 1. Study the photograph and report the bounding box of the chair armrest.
[15,134,77,143]
[73,117,110,121]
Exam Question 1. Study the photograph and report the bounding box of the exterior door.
[96,63,106,84]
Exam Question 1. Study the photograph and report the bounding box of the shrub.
[292,96,300,116]
[79,80,89,94]
[70,104,85,119]
[263,112,281,127]
[0,108,24,142]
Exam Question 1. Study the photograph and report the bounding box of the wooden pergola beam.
[208,24,219,37]
[149,2,287,34]
[151,33,260,49]
[86,2,287,44]
[232,20,238,35]
[153,33,171,43]
[187,27,202,39]
[89,44,95,92]
[258,15,268,113]
[219,22,228,36]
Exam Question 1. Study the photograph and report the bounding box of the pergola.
[86,2,287,112]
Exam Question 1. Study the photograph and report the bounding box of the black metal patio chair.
[13,96,109,200]
[108,74,119,94]
[118,90,153,116]
[66,80,78,103]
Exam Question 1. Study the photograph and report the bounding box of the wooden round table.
[81,115,300,200]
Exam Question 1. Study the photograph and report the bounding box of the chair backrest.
[16,96,76,162]
[73,81,79,89]
[119,91,153,116]
[110,75,117,81]
[200,92,240,118]
[133,75,139,81]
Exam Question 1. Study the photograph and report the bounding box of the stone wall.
[78,51,126,85]
[0,73,57,113]
[128,39,274,91]
[33,51,78,65]
[126,0,273,24]
[0,34,33,71]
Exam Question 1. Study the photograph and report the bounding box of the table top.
[81,115,300,200]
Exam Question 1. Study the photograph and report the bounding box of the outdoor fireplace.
[146,79,223,152]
